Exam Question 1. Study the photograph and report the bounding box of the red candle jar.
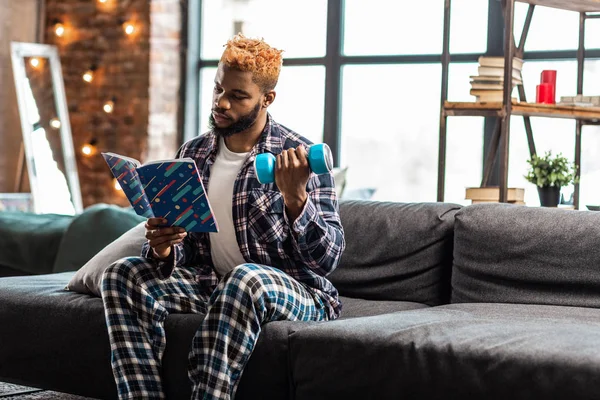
[536,83,555,104]
[540,70,557,104]
[541,70,557,86]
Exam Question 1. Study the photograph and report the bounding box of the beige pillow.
[332,166,348,197]
[66,222,146,297]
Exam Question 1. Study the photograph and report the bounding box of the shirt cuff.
[141,242,177,279]
[284,197,317,246]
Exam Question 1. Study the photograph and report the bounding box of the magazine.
[102,152,218,232]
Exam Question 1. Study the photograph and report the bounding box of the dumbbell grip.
[254,143,332,185]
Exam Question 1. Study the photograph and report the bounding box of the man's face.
[209,64,265,138]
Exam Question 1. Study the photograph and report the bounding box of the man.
[101,34,345,400]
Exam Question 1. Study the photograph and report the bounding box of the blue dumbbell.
[254,143,333,184]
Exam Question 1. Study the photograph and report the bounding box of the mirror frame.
[10,42,83,214]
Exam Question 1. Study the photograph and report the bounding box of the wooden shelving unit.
[444,101,600,122]
[437,0,600,209]
[516,0,600,12]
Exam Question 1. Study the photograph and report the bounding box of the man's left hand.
[275,145,310,221]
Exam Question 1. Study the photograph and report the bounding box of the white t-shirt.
[208,137,249,277]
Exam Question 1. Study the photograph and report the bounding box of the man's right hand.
[145,218,187,260]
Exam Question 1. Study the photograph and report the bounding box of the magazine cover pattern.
[102,153,153,218]
[102,153,218,233]
[137,161,218,232]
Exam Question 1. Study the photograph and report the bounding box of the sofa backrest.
[329,200,461,306]
[452,203,600,308]
[0,212,73,276]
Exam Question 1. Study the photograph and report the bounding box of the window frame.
[183,0,600,172]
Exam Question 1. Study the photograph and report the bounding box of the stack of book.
[465,187,525,205]
[470,56,523,102]
[559,94,600,107]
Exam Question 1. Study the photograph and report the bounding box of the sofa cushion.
[0,211,72,275]
[138,295,429,399]
[66,222,146,296]
[289,303,600,400]
[452,203,600,307]
[0,272,428,400]
[0,272,291,400]
[337,296,428,319]
[330,201,461,305]
[52,204,146,273]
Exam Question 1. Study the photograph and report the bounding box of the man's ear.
[263,91,276,108]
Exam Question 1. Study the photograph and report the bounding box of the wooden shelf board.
[444,101,600,121]
[516,0,600,12]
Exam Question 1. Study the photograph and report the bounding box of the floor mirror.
[10,42,82,215]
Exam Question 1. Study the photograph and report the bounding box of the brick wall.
[44,0,182,208]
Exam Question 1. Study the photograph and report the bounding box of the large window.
[343,1,445,55]
[514,5,579,51]
[189,0,600,204]
[343,0,488,55]
[338,0,487,202]
[587,19,600,49]
[446,63,485,204]
[200,0,328,59]
[340,64,442,201]
[514,4,600,51]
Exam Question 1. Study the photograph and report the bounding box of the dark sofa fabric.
[336,296,428,319]
[0,265,33,277]
[289,303,600,400]
[0,272,427,399]
[452,203,600,308]
[0,211,72,275]
[0,272,116,399]
[329,201,461,305]
[6,200,600,400]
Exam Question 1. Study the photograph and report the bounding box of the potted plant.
[524,151,578,207]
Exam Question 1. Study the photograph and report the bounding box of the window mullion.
[323,0,343,167]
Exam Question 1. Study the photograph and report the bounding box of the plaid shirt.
[142,114,345,318]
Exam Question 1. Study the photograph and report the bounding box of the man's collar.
[254,113,283,156]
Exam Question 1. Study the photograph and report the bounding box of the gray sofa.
[1,200,600,399]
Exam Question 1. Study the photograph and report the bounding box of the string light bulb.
[81,138,98,156]
[82,64,97,83]
[30,58,40,68]
[99,0,107,3]
[53,19,65,37]
[82,145,92,156]
[55,24,65,37]
[50,118,61,129]
[103,97,116,113]
[83,70,93,83]
[124,23,135,35]
[118,17,136,36]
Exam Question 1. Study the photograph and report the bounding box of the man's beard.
[209,102,261,138]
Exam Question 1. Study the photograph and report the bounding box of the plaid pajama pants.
[100,257,330,400]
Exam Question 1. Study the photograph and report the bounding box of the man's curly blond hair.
[220,34,284,92]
